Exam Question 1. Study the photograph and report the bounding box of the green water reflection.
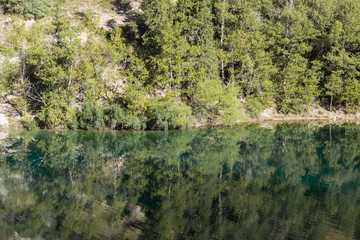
[0,123,360,239]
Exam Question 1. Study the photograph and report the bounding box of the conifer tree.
[191,0,219,81]
[267,0,320,113]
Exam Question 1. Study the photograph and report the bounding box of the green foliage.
[325,70,343,112]
[103,103,145,130]
[77,100,146,131]
[246,97,264,118]
[217,84,246,123]
[17,113,32,129]
[9,96,27,116]
[0,61,18,98]
[28,118,39,131]
[17,113,38,130]
[3,0,53,19]
[68,115,78,130]
[77,100,105,131]
[147,97,193,130]
[38,91,75,127]
[192,80,245,124]
[124,83,151,114]
[0,20,28,99]
[5,0,360,130]
[341,78,360,113]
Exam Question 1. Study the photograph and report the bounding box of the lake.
[0,123,360,239]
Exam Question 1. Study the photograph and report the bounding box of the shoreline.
[1,117,359,131]
[189,116,359,130]
[2,103,360,131]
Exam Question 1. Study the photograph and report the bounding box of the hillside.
[1,0,360,130]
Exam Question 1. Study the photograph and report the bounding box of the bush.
[67,115,78,130]
[28,119,39,131]
[9,96,27,116]
[104,103,145,130]
[147,98,193,130]
[246,97,263,118]
[121,114,145,130]
[77,101,146,131]
[3,0,53,19]
[77,100,106,131]
[217,84,246,123]
[103,103,123,130]
[192,80,246,124]
[17,113,38,130]
[37,91,75,128]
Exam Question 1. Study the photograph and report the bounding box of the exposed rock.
[8,231,31,240]
[260,107,275,120]
[218,110,225,115]
[79,31,88,44]
[24,19,35,29]
[8,56,19,64]
[99,13,126,30]
[0,177,8,198]
[0,113,8,129]
[0,103,21,129]
[130,205,145,222]
[0,132,9,142]
[154,89,166,98]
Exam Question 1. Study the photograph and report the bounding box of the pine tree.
[266,0,320,113]
[191,0,219,81]
[322,0,360,112]
[3,0,52,19]
[141,0,180,88]
[213,0,276,114]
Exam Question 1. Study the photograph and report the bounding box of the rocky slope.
[0,103,21,129]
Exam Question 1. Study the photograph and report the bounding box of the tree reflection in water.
[0,123,360,239]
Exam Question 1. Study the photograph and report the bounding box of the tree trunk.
[330,93,333,112]
[20,40,26,85]
[220,0,226,82]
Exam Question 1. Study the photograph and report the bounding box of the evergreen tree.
[215,0,276,114]
[2,0,53,19]
[266,0,320,113]
[322,0,360,112]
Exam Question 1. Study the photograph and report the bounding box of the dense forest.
[1,0,360,130]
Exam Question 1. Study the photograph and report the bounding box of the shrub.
[77,101,146,130]
[67,115,78,130]
[192,80,246,124]
[38,91,75,128]
[9,96,27,116]
[124,84,150,115]
[28,119,39,131]
[17,113,38,130]
[217,84,246,123]
[40,92,75,127]
[246,97,263,118]
[77,100,106,131]
[103,103,145,130]
[3,0,53,19]
[121,114,145,130]
[104,103,123,130]
[147,98,193,130]
[17,113,31,129]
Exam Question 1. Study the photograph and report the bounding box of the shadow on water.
[1,123,360,239]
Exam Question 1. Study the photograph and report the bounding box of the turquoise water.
[0,123,360,239]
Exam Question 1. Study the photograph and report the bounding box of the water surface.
[1,123,360,239]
